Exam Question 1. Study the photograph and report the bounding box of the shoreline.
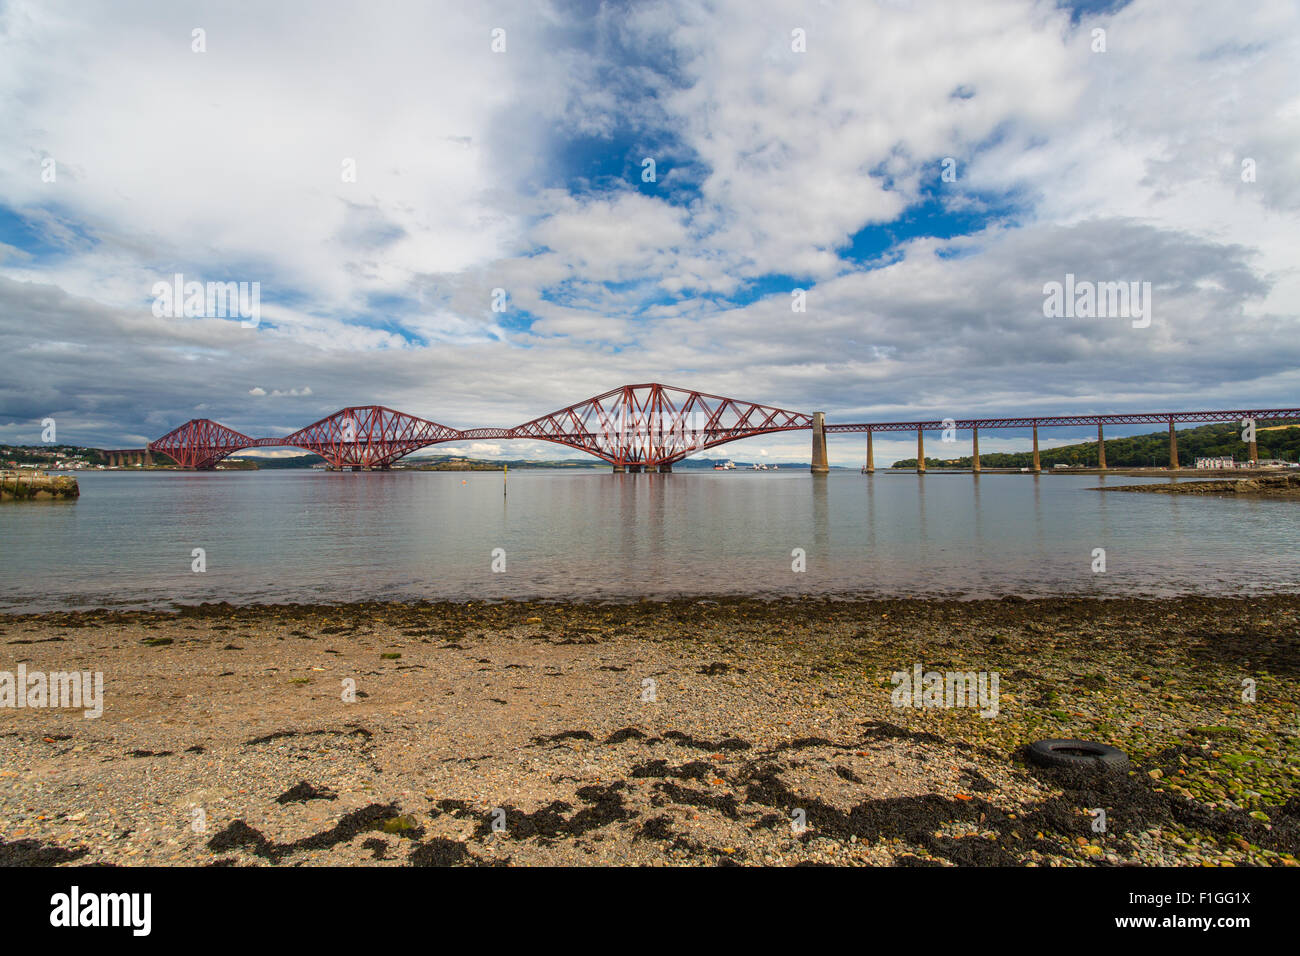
[9,587,1300,618]
[1100,473,1300,498]
[2,595,1296,866]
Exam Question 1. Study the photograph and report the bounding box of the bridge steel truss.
[506,383,811,469]
[823,408,1300,434]
[146,389,1300,471]
[827,408,1300,473]
[149,419,259,470]
[274,406,461,469]
[151,406,461,470]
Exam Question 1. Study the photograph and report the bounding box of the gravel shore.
[1101,473,1300,497]
[1,596,1297,866]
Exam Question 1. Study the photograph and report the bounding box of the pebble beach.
[1,596,1297,866]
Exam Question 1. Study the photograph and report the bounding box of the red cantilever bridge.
[147,382,1300,473]
[149,383,810,471]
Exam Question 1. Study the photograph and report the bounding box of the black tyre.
[1026,739,1129,772]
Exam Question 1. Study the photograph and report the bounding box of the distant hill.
[891,420,1300,469]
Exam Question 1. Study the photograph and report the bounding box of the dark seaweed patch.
[206,802,405,861]
[638,815,676,841]
[275,781,338,804]
[654,781,741,819]
[604,727,647,744]
[471,783,633,841]
[0,838,88,866]
[631,759,715,781]
[530,730,595,746]
[661,730,751,751]
[408,838,475,866]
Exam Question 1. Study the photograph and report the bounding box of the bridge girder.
[147,395,1300,470]
[506,383,812,466]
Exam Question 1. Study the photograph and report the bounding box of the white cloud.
[1,0,1298,468]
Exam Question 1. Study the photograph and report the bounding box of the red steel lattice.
[271,405,460,469]
[149,419,257,470]
[507,383,811,466]
[150,406,460,469]
[147,388,1299,470]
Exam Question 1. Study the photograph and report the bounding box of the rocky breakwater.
[1102,472,1300,498]
[0,470,80,501]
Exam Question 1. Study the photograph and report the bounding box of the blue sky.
[1,0,1297,465]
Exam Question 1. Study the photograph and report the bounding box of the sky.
[1,0,1297,466]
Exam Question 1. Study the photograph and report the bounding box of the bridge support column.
[1168,418,1179,470]
[658,463,672,473]
[864,429,874,473]
[1031,423,1041,473]
[810,412,829,474]
[916,427,925,473]
[1248,439,1258,465]
[612,464,626,473]
[1097,424,1106,469]
[972,427,980,473]
[628,464,643,474]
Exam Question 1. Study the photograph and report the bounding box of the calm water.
[1,470,1298,612]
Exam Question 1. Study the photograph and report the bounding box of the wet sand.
[1,596,1297,866]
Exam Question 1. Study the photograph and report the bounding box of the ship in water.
[712,460,736,470]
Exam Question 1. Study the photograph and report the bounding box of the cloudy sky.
[1,0,1297,465]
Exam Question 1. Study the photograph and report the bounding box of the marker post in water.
[504,463,507,497]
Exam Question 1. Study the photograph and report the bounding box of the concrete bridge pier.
[864,429,874,473]
[612,464,626,473]
[810,412,829,474]
[628,464,643,474]
[658,463,673,473]
[1097,423,1106,469]
[1031,423,1041,473]
[916,427,925,473]
[972,427,980,473]
[1168,418,1179,470]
